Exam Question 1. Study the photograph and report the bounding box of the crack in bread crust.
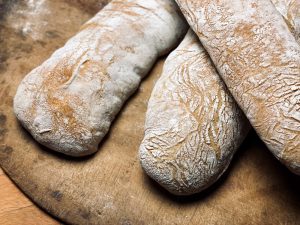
[13,0,188,156]
[139,30,250,195]
[176,0,300,174]
[140,0,300,195]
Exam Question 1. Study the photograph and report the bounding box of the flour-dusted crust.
[176,0,300,174]
[140,1,300,195]
[14,0,188,156]
[272,0,300,42]
[139,30,250,195]
[140,0,300,195]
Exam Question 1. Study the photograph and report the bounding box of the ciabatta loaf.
[176,0,300,174]
[14,0,187,156]
[140,30,250,195]
[140,0,300,195]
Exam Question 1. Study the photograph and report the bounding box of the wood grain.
[0,168,60,224]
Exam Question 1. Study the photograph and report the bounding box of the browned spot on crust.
[47,96,76,123]
[208,125,221,160]
[79,22,100,31]
[45,94,83,138]
[30,57,86,138]
[233,23,255,39]
[251,3,258,8]
[33,50,112,140]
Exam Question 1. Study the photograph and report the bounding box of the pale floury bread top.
[139,30,251,195]
[139,0,300,196]
[14,0,188,156]
[176,0,300,174]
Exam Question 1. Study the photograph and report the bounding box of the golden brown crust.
[14,0,188,156]
[176,0,300,174]
[139,30,250,195]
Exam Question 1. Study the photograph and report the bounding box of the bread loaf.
[14,0,187,156]
[176,0,300,174]
[140,0,300,195]
[139,30,250,195]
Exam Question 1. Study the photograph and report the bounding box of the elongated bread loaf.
[14,0,188,156]
[176,0,300,174]
[140,1,300,195]
[139,30,250,195]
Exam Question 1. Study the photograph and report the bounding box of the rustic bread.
[139,30,250,195]
[272,0,300,42]
[140,0,300,195]
[14,0,187,156]
[176,0,300,174]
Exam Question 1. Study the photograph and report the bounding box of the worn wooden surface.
[0,168,60,225]
[0,1,300,225]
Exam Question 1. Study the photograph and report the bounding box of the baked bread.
[176,0,300,174]
[272,0,300,42]
[140,0,300,195]
[14,0,187,156]
[139,30,250,195]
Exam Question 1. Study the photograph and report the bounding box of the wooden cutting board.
[0,1,300,224]
[0,168,59,224]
